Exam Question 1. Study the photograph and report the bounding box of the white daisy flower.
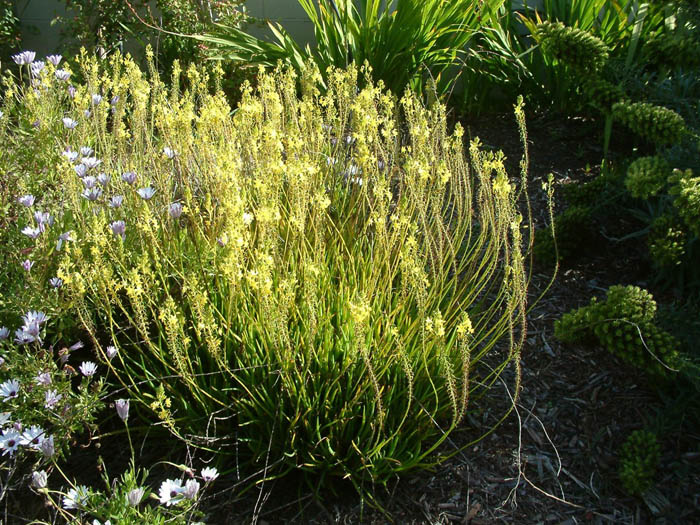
[159,478,185,506]
[201,466,219,482]
[79,361,97,377]
[0,429,21,456]
[20,425,45,448]
[0,379,19,401]
[63,485,89,509]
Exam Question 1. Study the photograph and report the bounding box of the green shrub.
[5,52,531,489]
[619,430,661,496]
[612,101,686,146]
[625,156,672,199]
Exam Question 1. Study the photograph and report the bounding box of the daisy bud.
[169,203,183,219]
[115,399,129,422]
[127,487,145,506]
[32,470,48,489]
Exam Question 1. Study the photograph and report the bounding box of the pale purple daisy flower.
[137,187,156,200]
[24,310,48,326]
[82,187,102,201]
[63,485,89,510]
[56,231,73,251]
[20,321,40,342]
[30,61,45,77]
[111,95,119,106]
[97,173,110,186]
[0,380,19,401]
[0,429,21,456]
[105,345,118,359]
[14,328,35,345]
[91,94,102,105]
[20,425,45,448]
[69,341,84,351]
[44,389,62,409]
[21,259,34,272]
[79,361,97,377]
[46,54,62,66]
[63,149,79,163]
[39,435,55,457]
[35,372,51,385]
[34,211,53,230]
[0,327,8,340]
[62,117,78,129]
[49,277,63,289]
[169,203,183,219]
[109,195,124,208]
[83,109,91,118]
[54,69,70,81]
[163,147,177,159]
[81,157,101,170]
[12,50,35,65]
[74,165,88,179]
[80,146,93,156]
[110,220,126,240]
[22,226,41,239]
[201,467,219,482]
[67,85,76,98]
[82,176,97,189]
[159,479,185,506]
[18,194,35,207]
[182,479,200,500]
[121,171,137,185]
[114,399,129,422]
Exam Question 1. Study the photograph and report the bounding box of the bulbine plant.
[7,50,532,489]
